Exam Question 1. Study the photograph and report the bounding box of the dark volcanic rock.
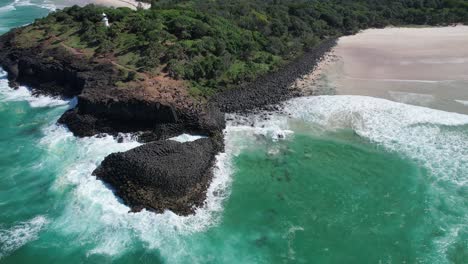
[211,38,337,113]
[0,30,225,140]
[93,138,221,215]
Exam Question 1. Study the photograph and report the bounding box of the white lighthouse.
[102,13,109,27]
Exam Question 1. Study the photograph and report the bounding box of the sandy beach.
[54,0,150,10]
[308,26,468,114]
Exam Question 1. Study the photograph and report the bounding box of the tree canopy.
[29,0,468,96]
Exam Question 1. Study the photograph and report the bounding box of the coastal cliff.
[0,29,225,140]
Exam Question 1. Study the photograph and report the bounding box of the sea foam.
[169,133,206,142]
[0,69,70,108]
[283,95,468,184]
[38,122,234,259]
[0,65,235,259]
[0,0,56,13]
[0,216,49,258]
[223,95,468,263]
[13,0,56,11]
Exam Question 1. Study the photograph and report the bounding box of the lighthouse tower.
[102,13,109,27]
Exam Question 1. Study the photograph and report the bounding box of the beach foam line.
[283,95,468,185]
[225,95,468,185]
[0,216,49,258]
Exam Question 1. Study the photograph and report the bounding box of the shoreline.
[304,25,468,114]
[55,0,150,10]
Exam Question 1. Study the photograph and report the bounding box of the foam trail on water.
[0,216,49,258]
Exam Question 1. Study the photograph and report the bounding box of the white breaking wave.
[224,95,468,185]
[0,0,56,13]
[38,123,233,260]
[283,95,468,185]
[14,0,56,11]
[0,4,16,13]
[0,64,233,259]
[0,69,70,108]
[169,133,206,143]
[223,95,468,263]
[0,216,49,258]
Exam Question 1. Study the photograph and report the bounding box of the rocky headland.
[0,22,335,215]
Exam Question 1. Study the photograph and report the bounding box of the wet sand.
[312,26,468,114]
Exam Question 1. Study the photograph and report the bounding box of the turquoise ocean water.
[0,1,467,263]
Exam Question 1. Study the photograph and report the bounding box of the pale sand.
[54,0,150,10]
[304,26,468,114]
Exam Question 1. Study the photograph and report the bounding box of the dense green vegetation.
[26,0,468,96]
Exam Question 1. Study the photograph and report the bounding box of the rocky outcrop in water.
[92,138,222,215]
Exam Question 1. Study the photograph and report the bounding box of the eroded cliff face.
[0,30,226,141]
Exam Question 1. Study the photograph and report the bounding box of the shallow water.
[1,2,468,263]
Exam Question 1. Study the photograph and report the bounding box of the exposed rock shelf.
[93,138,222,215]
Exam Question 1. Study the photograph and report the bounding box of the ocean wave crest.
[0,68,71,108]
